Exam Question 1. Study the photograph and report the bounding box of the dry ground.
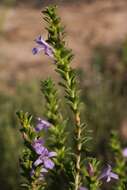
[0,0,127,91]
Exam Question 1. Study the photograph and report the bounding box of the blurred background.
[1,0,127,189]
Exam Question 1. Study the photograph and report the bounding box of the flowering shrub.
[17,5,127,190]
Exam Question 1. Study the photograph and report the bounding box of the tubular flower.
[35,117,51,132]
[99,165,119,182]
[122,148,127,157]
[30,167,48,180]
[79,187,88,190]
[32,138,57,169]
[34,148,57,169]
[87,163,94,177]
[32,138,45,155]
[32,36,54,57]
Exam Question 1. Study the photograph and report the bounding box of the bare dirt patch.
[0,0,127,90]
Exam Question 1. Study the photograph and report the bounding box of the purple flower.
[30,168,35,177]
[34,149,57,169]
[79,187,88,190]
[122,148,127,157]
[39,167,48,180]
[32,138,45,155]
[32,36,54,57]
[87,163,94,177]
[35,118,51,132]
[30,167,48,180]
[99,165,119,182]
[40,167,48,173]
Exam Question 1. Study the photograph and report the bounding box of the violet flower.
[87,163,94,177]
[30,168,35,177]
[32,138,57,169]
[79,187,88,190]
[122,148,127,157]
[32,138,45,155]
[99,165,119,182]
[38,167,48,180]
[35,117,51,132]
[32,36,54,57]
[30,167,48,180]
[34,148,57,169]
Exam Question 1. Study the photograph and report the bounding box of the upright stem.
[43,6,84,190]
[31,182,37,190]
[74,112,81,190]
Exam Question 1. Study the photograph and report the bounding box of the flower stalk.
[75,112,82,190]
[42,6,84,190]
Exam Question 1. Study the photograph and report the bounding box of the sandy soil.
[0,0,127,91]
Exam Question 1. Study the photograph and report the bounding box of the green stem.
[43,6,84,189]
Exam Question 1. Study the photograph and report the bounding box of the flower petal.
[32,139,45,155]
[106,176,111,182]
[30,169,35,177]
[32,47,39,55]
[44,158,54,169]
[48,151,57,157]
[99,164,118,183]
[35,118,51,132]
[44,46,54,57]
[34,157,43,166]
[35,36,49,47]
[110,172,119,180]
[40,147,49,157]
[122,148,127,157]
[32,47,44,55]
[32,36,54,58]
[40,167,48,173]
[79,187,88,190]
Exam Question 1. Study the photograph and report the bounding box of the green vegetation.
[1,39,127,189]
[79,41,127,156]
[0,0,16,6]
[0,81,43,190]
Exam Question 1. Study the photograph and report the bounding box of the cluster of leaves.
[41,78,73,190]
[43,6,92,190]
